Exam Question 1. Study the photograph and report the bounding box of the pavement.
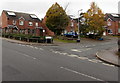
[0,37,58,46]
[1,37,120,67]
[96,47,120,67]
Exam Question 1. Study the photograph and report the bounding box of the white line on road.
[15,51,38,60]
[102,63,115,67]
[26,45,30,47]
[71,49,82,52]
[78,57,89,60]
[22,54,30,57]
[29,46,34,48]
[88,59,98,63]
[18,43,44,50]
[67,54,78,58]
[71,48,92,53]
[39,48,43,50]
[34,47,38,49]
[60,67,105,82]
[92,45,96,46]
[91,59,102,63]
[51,50,115,68]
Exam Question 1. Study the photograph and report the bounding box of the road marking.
[102,63,115,67]
[34,47,38,49]
[68,54,78,58]
[26,45,30,47]
[91,59,102,63]
[92,45,96,46]
[60,67,105,81]
[78,57,89,60]
[39,48,43,50]
[62,52,68,55]
[21,53,30,57]
[88,59,98,63]
[18,44,44,51]
[71,49,82,52]
[51,50,115,68]
[33,58,37,59]
[21,45,25,46]
[29,46,34,48]
[18,44,22,45]
[71,48,92,53]
[15,51,38,60]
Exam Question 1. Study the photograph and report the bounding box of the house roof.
[3,10,41,22]
[105,13,120,21]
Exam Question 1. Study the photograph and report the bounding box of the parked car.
[64,32,78,38]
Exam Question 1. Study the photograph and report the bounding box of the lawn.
[54,38,77,43]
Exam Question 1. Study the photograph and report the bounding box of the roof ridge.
[106,13,120,15]
[3,10,36,15]
[3,10,40,21]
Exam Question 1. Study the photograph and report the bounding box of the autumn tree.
[83,2,105,38]
[45,2,69,35]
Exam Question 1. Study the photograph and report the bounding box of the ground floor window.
[13,29,17,33]
[32,29,35,34]
[28,29,30,34]
[108,29,113,34]
[118,28,120,33]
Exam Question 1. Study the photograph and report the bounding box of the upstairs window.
[35,22,38,27]
[19,20,24,25]
[29,22,33,26]
[13,20,16,25]
[107,21,112,26]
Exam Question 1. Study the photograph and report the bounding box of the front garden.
[2,33,46,43]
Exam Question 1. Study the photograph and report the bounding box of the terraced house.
[0,10,54,36]
[105,13,120,35]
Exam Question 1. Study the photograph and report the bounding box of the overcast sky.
[0,0,120,19]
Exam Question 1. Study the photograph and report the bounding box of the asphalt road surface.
[2,37,119,82]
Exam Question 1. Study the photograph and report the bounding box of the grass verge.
[54,38,76,43]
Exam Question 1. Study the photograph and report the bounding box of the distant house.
[105,13,120,35]
[65,17,78,34]
[0,10,54,36]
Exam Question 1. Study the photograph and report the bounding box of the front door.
[40,29,43,36]
[36,28,43,36]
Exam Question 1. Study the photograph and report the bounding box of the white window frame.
[13,20,16,25]
[35,22,38,27]
[29,22,33,26]
[19,20,24,25]
[107,21,112,26]
[108,29,113,34]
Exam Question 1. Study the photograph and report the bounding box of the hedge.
[2,33,46,43]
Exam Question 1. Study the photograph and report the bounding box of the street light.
[77,9,83,42]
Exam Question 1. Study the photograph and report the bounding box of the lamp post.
[77,9,82,42]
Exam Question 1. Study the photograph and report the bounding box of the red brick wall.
[1,12,8,28]
[42,16,54,36]
[65,20,78,32]
[106,19,119,35]
[1,11,54,36]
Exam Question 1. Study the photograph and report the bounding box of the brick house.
[105,13,120,35]
[0,10,54,36]
[65,17,78,34]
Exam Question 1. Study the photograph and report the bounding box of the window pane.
[29,22,33,26]
[36,23,38,26]
[19,21,24,25]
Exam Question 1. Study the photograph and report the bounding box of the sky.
[0,0,120,19]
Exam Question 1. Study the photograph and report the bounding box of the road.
[2,37,119,82]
